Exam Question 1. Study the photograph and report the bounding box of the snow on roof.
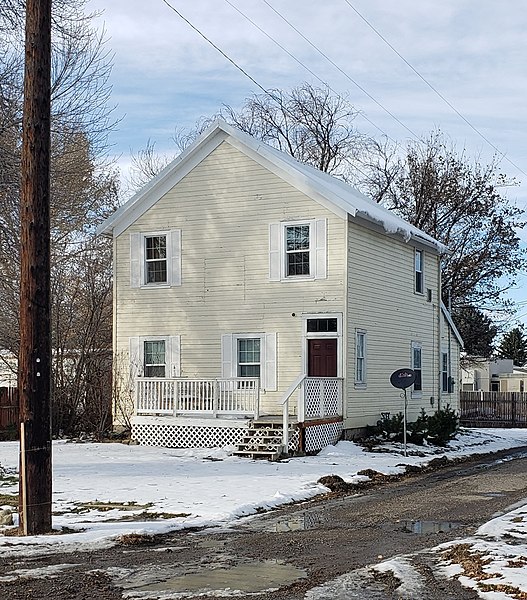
[98,119,447,253]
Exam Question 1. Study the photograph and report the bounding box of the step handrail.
[279,373,306,453]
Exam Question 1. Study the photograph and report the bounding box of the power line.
[159,0,370,180]
[260,0,419,140]
[160,0,270,98]
[342,0,527,178]
[222,0,391,140]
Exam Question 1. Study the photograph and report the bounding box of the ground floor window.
[221,333,276,391]
[144,340,166,377]
[237,338,261,378]
[412,342,422,393]
[355,330,366,385]
[441,351,448,393]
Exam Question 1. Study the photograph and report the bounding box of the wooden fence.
[460,391,527,428]
[0,387,18,429]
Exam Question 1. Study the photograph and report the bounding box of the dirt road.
[2,447,527,600]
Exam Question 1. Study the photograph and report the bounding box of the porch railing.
[280,375,343,451]
[135,378,260,418]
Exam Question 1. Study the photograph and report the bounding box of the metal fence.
[460,391,527,428]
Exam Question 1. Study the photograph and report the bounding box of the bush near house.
[368,405,460,447]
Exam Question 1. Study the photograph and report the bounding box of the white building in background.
[460,357,527,392]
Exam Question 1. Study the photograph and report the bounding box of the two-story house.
[98,120,462,455]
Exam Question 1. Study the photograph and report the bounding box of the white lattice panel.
[304,421,343,453]
[304,378,342,418]
[132,422,246,448]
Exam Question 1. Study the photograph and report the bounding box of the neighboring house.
[462,357,527,392]
[98,120,462,453]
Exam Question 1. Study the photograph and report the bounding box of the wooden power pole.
[18,0,53,535]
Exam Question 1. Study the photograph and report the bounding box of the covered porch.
[131,376,344,453]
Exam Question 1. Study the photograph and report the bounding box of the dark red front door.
[308,339,337,377]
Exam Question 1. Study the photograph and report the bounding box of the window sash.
[145,235,167,283]
[144,340,166,377]
[286,224,310,276]
[442,352,449,392]
[356,332,366,384]
[237,338,261,378]
[415,249,423,293]
[412,345,422,391]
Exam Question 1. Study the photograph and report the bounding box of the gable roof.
[98,119,447,253]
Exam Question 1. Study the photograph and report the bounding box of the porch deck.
[132,376,344,453]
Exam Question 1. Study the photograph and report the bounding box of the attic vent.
[427,289,432,302]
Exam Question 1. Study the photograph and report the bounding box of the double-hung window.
[412,342,422,393]
[441,352,449,393]
[130,230,181,288]
[144,340,166,377]
[269,219,327,281]
[237,338,261,378]
[415,249,424,294]
[285,224,310,276]
[221,333,277,391]
[145,235,167,283]
[355,330,366,385]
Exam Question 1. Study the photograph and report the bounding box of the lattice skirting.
[132,422,247,449]
[303,421,343,453]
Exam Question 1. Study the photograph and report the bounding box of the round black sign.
[390,368,416,389]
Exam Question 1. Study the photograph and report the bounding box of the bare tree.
[222,83,372,179]
[0,0,119,436]
[364,131,526,311]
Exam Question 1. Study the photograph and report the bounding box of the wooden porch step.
[233,419,296,461]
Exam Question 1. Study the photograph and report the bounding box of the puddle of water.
[133,560,307,595]
[402,520,459,534]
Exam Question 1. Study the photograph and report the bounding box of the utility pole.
[18,0,53,535]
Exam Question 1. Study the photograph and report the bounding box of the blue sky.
[87,0,527,321]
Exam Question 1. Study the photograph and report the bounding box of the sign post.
[389,369,416,457]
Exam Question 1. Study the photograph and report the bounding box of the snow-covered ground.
[1,427,527,599]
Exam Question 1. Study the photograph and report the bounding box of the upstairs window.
[145,235,167,283]
[415,249,424,294]
[269,219,327,282]
[286,224,310,276]
[130,230,181,288]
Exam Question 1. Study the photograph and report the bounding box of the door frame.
[301,313,343,378]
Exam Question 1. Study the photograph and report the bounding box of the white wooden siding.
[346,219,442,428]
[114,141,347,415]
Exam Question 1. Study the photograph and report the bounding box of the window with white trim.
[130,230,181,288]
[441,351,449,393]
[286,224,310,276]
[269,219,327,281]
[415,249,424,294]
[221,333,277,391]
[412,341,422,393]
[237,338,261,378]
[128,335,181,380]
[144,340,166,377]
[355,330,366,385]
[145,235,167,283]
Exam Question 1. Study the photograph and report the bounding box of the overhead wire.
[223,0,390,140]
[159,0,374,180]
[341,0,527,178]
[259,0,419,140]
